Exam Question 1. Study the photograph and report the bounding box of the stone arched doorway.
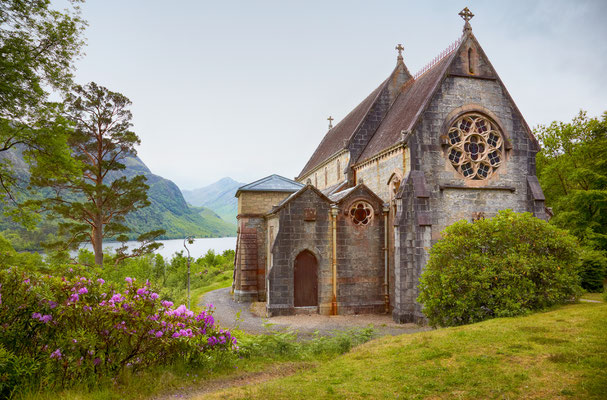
[294,250,318,307]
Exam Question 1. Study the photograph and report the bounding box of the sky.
[65,0,607,190]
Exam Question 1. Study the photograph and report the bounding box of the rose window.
[447,114,504,180]
[349,201,373,225]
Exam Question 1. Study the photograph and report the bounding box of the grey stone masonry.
[267,187,332,316]
[392,34,547,323]
[333,185,386,315]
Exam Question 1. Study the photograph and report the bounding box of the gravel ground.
[201,287,431,337]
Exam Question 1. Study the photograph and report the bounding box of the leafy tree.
[535,111,607,290]
[0,0,86,199]
[418,211,581,327]
[535,111,607,251]
[32,82,163,266]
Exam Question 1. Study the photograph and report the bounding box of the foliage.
[31,82,163,265]
[0,0,86,200]
[535,111,607,252]
[0,153,235,252]
[237,327,375,361]
[578,248,607,292]
[97,249,235,309]
[417,210,582,327]
[0,266,237,397]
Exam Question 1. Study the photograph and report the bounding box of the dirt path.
[202,287,430,337]
[152,362,313,400]
[149,288,429,399]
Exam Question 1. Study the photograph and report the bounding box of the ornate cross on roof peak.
[328,116,334,129]
[395,43,404,61]
[459,7,474,33]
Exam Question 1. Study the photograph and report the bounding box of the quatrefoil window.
[447,114,504,180]
[349,201,373,225]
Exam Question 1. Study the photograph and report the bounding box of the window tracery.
[349,201,373,225]
[447,114,504,180]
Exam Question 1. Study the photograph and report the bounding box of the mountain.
[182,177,244,224]
[0,153,236,250]
[118,157,236,239]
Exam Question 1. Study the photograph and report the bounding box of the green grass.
[581,292,604,302]
[202,302,607,400]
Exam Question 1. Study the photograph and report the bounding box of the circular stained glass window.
[447,114,504,180]
[349,201,373,225]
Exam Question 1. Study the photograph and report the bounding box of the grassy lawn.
[203,302,607,400]
[581,292,604,302]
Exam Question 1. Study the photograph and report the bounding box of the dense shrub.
[418,210,582,327]
[578,248,607,292]
[0,266,237,397]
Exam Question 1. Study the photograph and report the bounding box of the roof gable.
[235,174,304,197]
[268,184,332,215]
[357,31,538,163]
[329,183,385,206]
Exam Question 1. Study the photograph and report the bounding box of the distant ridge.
[0,152,236,251]
[182,177,244,224]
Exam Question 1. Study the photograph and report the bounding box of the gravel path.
[201,287,430,337]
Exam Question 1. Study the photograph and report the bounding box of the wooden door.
[294,250,318,307]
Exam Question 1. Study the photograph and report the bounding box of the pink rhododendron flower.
[125,277,133,284]
[78,287,88,294]
[69,293,79,302]
[32,312,42,320]
[50,349,62,359]
[150,292,159,300]
[161,300,173,308]
[97,278,105,285]
[40,314,52,323]
[155,331,163,338]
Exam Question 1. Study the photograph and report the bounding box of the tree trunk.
[92,217,104,266]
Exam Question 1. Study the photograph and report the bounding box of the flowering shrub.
[418,210,582,327]
[0,267,237,395]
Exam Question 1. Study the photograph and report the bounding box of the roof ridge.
[413,36,463,80]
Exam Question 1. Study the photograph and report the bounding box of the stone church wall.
[233,216,266,302]
[298,151,350,191]
[353,147,407,202]
[237,192,292,215]
[267,188,332,316]
[334,186,386,314]
[393,71,545,323]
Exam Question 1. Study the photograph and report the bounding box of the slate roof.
[357,52,456,162]
[298,36,464,174]
[297,76,391,178]
[235,174,304,197]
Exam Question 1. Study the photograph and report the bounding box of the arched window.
[337,159,341,180]
[468,47,475,74]
[324,167,328,186]
[314,173,317,187]
[446,113,504,180]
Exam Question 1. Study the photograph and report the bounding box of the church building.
[232,9,548,323]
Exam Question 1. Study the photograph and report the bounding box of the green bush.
[578,248,607,292]
[418,210,582,327]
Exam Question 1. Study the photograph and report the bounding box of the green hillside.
[182,177,243,224]
[0,152,236,250]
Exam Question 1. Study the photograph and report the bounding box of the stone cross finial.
[459,7,474,33]
[328,116,334,129]
[395,43,404,61]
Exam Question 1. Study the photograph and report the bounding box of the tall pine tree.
[33,82,162,266]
